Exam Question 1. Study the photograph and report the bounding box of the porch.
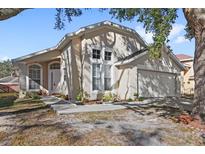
[26,58,62,95]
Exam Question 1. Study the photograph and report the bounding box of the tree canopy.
[53,8,191,58]
[0,60,13,78]
[0,8,191,59]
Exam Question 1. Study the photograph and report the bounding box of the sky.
[0,8,195,61]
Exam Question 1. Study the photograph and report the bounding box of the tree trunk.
[0,8,27,20]
[184,8,205,121]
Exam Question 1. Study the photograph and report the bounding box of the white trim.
[48,61,61,94]
[13,20,147,63]
[26,63,43,91]
[90,46,114,94]
[114,51,148,66]
[179,58,194,62]
[137,66,179,75]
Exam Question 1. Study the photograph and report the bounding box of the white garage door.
[138,69,176,97]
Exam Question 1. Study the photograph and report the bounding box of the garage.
[137,69,177,97]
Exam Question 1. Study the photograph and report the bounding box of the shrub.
[76,91,83,101]
[102,92,120,102]
[76,91,90,102]
[102,92,113,102]
[127,98,133,102]
[138,97,144,101]
[26,92,41,100]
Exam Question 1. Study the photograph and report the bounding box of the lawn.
[0,93,204,146]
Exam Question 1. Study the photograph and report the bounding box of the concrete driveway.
[42,96,193,115]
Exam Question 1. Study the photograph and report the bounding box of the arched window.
[29,64,41,89]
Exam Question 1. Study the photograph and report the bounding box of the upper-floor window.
[105,51,112,61]
[92,49,101,59]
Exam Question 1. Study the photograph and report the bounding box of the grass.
[0,93,204,146]
[73,109,128,123]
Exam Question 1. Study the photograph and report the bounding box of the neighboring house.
[0,76,19,92]
[12,21,184,100]
[176,54,194,95]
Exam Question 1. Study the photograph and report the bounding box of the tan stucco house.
[176,54,194,95]
[12,21,185,100]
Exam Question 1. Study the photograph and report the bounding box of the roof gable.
[12,21,147,63]
[176,54,193,61]
[115,45,185,71]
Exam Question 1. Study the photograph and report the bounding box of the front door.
[48,62,61,94]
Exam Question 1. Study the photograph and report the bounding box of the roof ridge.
[13,20,147,62]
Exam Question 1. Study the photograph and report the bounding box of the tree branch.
[0,8,27,20]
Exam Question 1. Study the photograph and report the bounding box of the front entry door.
[48,63,61,94]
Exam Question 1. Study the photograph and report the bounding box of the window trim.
[90,46,113,92]
[92,48,103,63]
[104,50,112,61]
[48,61,61,93]
[27,63,43,91]
[104,64,112,91]
[92,63,102,91]
[92,49,101,60]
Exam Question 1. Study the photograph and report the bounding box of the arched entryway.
[48,61,60,94]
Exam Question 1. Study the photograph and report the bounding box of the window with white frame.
[91,47,112,91]
[29,64,41,90]
[50,63,60,69]
[92,63,101,90]
[104,65,111,90]
[92,49,101,59]
[104,51,112,61]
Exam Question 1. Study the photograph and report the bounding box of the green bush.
[26,92,41,100]
[138,97,144,101]
[76,91,83,101]
[127,98,133,102]
[102,92,112,102]
[76,91,90,102]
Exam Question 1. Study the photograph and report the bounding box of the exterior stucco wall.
[116,65,137,100]
[15,59,62,98]
[15,24,183,100]
[133,49,181,73]
[60,38,81,98]
[15,62,27,98]
[180,60,194,95]
[81,27,144,100]
[126,49,182,98]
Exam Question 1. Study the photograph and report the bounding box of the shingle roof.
[175,54,193,60]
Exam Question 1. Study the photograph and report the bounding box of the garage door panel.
[138,70,176,97]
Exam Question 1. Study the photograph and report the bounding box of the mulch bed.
[175,113,205,132]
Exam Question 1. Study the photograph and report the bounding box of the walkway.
[41,96,193,115]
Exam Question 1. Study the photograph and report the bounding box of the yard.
[0,93,204,146]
